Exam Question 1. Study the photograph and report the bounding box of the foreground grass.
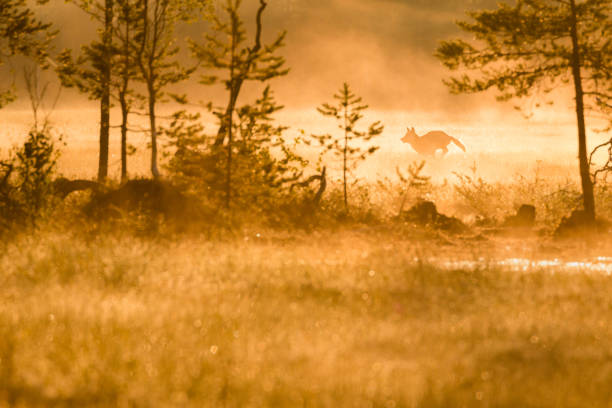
[1,229,612,407]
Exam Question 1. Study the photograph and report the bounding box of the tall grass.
[1,229,612,407]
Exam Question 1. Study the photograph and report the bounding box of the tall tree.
[436,0,612,221]
[113,0,143,182]
[190,0,288,207]
[313,83,383,213]
[0,0,54,109]
[57,0,115,182]
[100,0,113,182]
[164,87,307,216]
[135,0,200,179]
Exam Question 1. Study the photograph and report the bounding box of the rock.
[463,233,489,242]
[553,210,603,239]
[474,215,497,228]
[503,204,536,228]
[403,200,437,224]
[52,178,104,198]
[85,179,201,223]
[436,213,469,233]
[402,200,468,233]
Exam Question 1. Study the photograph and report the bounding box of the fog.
[7,0,546,112]
[2,0,610,180]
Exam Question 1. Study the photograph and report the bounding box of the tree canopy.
[0,0,54,108]
[436,0,612,220]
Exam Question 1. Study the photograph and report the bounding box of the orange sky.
[1,0,610,180]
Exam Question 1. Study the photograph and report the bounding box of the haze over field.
[4,2,612,407]
[3,0,610,182]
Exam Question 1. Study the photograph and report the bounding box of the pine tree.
[164,87,306,215]
[113,0,143,182]
[0,0,54,108]
[56,0,115,182]
[134,0,202,179]
[436,0,612,221]
[190,0,289,208]
[313,83,383,213]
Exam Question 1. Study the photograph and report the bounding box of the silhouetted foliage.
[191,0,288,147]
[135,0,206,179]
[0,0,54,108]
[190,0,288,208]
[396,160,432,214]
[0,126,60,231]
[436,0,612,221]
[591,135,612,184]
[313,82,383,213]
[56,0,116,182]
[164,87,309,224]
[112,0,145,182]
[0,66,62,232]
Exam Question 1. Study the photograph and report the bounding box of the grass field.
[2,226,612,407]
[3,106,612,406]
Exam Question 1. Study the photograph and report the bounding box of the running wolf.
[401,127,466,157]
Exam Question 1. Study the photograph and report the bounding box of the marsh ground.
[3,106,612,407]
[2,226,612,407]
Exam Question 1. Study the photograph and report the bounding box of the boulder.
[553,210,606,239]
[85,179,198,222]
[402,200,468,233]
[52,178,104,198]
[503,204,536,228]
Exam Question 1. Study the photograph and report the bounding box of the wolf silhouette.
[401,127,466,157]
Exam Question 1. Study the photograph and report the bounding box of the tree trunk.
[343,107,348,213]
[148,86,160,179]
[214,1,267,148]
[224,10,240,209]
[215,85,241,148]
[569,0,595,221]
[98,95,109,182]
[98,0,113,182]
[120,15,130,183]
[120,96,128,183]
[226,99,233,209]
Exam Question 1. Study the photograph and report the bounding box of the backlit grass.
[1,229,612,407]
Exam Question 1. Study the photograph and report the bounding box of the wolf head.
[401,127,417,144]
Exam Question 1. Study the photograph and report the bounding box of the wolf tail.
[450,136,466,152]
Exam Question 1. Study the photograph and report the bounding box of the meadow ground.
[2,225,612,407]
[3,107,612,406]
